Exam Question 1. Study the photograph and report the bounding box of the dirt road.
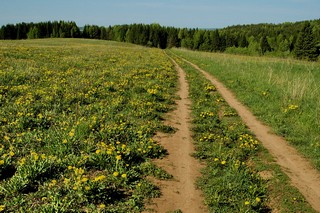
[179,56,320,212]
[144,57,207,213]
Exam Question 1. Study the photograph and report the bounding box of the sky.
[0,0,319,28]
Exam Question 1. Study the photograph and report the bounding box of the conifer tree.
[260,35,271,54]
[211,30,221,52]
[294,22,318,61]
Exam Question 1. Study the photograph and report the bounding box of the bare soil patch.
[144,58,207,213]
[181,57,320,212]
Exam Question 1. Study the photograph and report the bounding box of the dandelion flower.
[113,171,119,177]
[256,197,261,203]
[64,178,70,184]
[99,204,106,209]
[68,129,75,137]
[221,160,226,165]
[81,177,88,182]
[121,173,127,178]
[244,201,250,205]
[93,175,106,182]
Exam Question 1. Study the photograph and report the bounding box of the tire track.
[177,55,320,212]
[144,56,207,213]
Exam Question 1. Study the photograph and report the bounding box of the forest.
[1,19,319,61]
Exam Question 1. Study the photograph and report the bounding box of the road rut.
[179,56,320,212]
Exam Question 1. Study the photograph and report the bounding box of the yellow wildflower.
[98,204,106,209]
[113,171,119,177]
[49,179,57,187]
[37,113,43,119]
[81,177,88,182]
[121,173,127,178]
[93,175,106,182]
[116,155,122,160]
[244,201,250,205]
[9,151,15,157]
[64,178,70,184]
[33,154,39,161]
[75,168,84,175]
[19,158,26,166]
[68,129,75,137]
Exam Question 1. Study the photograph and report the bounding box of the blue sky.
[0,0,319,28]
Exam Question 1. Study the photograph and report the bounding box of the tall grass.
[172,48,320,170]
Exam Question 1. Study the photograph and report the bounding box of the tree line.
[0,21,80,40]
[1,20,319,61]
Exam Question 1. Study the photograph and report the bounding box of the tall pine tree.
[294,22,318,61]
[260,35,271,55]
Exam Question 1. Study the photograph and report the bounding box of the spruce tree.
[294,22,318,61]
[211,30,221,52]
[260,35,271,55]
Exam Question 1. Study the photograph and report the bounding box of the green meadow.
[0,39,317,212]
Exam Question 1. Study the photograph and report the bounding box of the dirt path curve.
[177,56,320,212]
[144,57,207,213]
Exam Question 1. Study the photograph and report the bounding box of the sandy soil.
[143,58,207,213]
[180,57,320,212]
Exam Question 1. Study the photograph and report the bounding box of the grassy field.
[0,39,317,212]
[0,39,177,212]
[171,48,320,171]
[167,51,316,212]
